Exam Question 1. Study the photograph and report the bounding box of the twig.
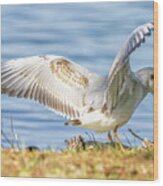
[85,131,97,144]
[10,115,15,146]
[91,132,97,144]
[1,119,14,148]
[1,130,14,148]
[85,131,92,141]
[123,132,132,147]
[128,128,144,141]
[128,128,153,143]
[10,116,22,149]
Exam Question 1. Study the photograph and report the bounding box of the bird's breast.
[79,109,121,132]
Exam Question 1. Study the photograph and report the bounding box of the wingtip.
[148,21,154,29]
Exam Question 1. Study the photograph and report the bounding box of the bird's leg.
[113,126,125,152]
[107,131,114,146]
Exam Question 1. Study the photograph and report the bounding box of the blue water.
[1,1,154,150]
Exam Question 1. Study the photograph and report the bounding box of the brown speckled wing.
[1,55,95,119]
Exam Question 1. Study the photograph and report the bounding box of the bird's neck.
[135,71,149,93]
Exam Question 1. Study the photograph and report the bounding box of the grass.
[1,145,154,180]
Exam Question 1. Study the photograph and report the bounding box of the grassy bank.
[1,145,154,180]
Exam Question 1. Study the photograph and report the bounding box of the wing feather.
[1,55,97,119]
[106,21,154,112]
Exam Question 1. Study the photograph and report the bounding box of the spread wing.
[1,55,100,119]
[106,21,154,112]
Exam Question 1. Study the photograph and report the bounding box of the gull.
[1,21,154,150]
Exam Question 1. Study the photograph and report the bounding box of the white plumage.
[1,22,154,147]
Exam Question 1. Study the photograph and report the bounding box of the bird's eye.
[150,74,154,80]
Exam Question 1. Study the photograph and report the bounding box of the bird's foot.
[65,119,81,126]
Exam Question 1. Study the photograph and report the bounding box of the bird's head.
[136,67,154,94]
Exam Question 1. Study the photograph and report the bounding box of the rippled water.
[1,1,154,149]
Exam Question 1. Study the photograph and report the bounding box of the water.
[1,1,154,150]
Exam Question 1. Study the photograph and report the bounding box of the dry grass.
[1,146,154,180]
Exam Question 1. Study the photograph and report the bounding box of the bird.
[1,21,154,150]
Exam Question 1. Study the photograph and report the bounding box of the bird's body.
[1,21,154,147]
[76,69,148,131]
[80,77,146,132]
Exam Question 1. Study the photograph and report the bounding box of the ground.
[1,144,154,180]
